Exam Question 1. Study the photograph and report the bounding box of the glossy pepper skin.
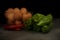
[41,22,53,33]
[32,13,45,23]
[24,13,53,33]
[37,14,53,26]
[32,13,53,32]
[32,13,45,32]
[33,23,41,32]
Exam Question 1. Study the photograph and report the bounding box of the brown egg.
[23,12,32,21]
[23,14,29,21]
[7,19,14,24]
[5,8,14,17]
[7,13,14,24]
[18,9,23,19]
[15,20,22,25]
[5,8,14,24]
[20,8,27,15]
[27,12,32,18]
[5,8,13,16]
[5,8,14,13]
[14,8,20,13]
[14,8,21,19]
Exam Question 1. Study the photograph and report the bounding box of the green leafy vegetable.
[37,14,53,26]
[32,13,45,22]
[24,18,33,30]
[41,22,53,33]
[32,13,53,32]
[32,13,45,32]
[23,13,53,33]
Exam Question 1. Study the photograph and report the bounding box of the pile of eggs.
[4,7,32,30]
[5,7,32,25]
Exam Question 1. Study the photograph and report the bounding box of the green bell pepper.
[41,22,53,33]
[37,14,53,26]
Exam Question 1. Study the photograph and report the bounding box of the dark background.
[0,1,60,40]
[0,0,60,24]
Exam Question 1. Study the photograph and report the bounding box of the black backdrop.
[0,0,60,24]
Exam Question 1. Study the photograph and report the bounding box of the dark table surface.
[0,18,60,40]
